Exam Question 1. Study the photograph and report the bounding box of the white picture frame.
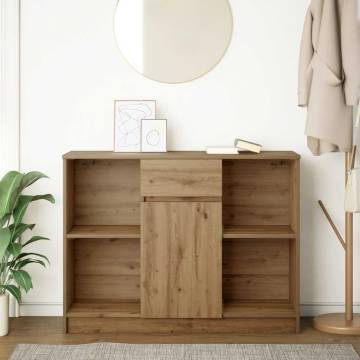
[141,119,167,153]
[114,100,156,152]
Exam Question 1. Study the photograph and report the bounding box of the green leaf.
[13,252,50,265]
[20,172,48,190]
[0,214,10,228]
[12,195,33,230]
[10,269,33,292]
[32,194,55,204]
[15,259,46,269]
[8,242,22,257]
[22,236,49,248]
[0,228,11,260]
[0,171,23,218]
[10,223,35,241]
[0,285,21,303]
[12,195,54,237]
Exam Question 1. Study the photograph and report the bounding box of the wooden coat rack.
[314,148,360,334]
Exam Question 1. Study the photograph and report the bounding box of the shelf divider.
[223,225,296,239]
[223,302,296,318]
[67,225,140,239]
[67,301,140,318]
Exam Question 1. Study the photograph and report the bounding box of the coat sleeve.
[341,0,360,106]
[298,8,314,107]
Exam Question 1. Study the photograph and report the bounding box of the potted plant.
[0,171,54,336]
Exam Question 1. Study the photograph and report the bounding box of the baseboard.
[17,302,360,317]
[301,303,360,317]
[19,302,62,316]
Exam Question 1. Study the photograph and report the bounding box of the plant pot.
[0,294,9,336]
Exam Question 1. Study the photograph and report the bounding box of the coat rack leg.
[345,153,353,321]
[313,152,360,335]
[318,200,346,249]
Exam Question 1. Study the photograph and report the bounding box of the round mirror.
[114,0,233,84]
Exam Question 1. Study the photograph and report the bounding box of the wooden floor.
[1,317,360,359]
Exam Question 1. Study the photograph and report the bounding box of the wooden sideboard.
[63,151,300,334]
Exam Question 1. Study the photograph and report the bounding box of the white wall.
[1,0,21,318]
[18,0,359,316]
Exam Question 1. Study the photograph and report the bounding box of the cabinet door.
[141,202,222,318]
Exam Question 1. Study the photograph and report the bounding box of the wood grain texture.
[223,225,295,239]
[141,202,222,318]
[74,238,140,301]
[75,275,140,301]
[223,302,296,319]
[63,159,75,332]
[67,225,140,239]
[141,160,222,197]
[64,151,300,160]
[74,238,139,276]
[314,313,360,335]
[223,275,289,301]
[67,302,140,318]
[68,317,296,334]
[5,317,360,360]
[67,302,296,320]
[74,159,140,225]
[62,154,300,334]
[223,160,291,226]
[144,196,222,202]
[290,159,301,331]
[223,239,290,276]
[223,239,290,302]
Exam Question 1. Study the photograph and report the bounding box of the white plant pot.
[0,294,9,336]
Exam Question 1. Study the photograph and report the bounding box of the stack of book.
[206,138,262,155]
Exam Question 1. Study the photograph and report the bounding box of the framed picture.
[114,100,156,152]
[141,119,167,152]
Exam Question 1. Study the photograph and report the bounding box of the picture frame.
[114,100,156,152]
[141,119,167,153]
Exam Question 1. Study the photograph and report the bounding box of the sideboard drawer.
[141,160,222,197]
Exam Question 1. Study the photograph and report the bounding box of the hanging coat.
[298,0,360,156]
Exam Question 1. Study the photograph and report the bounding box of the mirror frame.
[113,0,234,84]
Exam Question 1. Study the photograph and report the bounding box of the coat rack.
[314,149,360,334]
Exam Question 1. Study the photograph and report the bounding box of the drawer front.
[141,160,222,197]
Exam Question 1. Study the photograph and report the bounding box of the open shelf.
[68,226,295,248]
[223,302,296,319]
[67,301,140,318]
[223,225,295,239]
[67,225,140,239]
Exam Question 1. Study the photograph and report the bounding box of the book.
[206,146,242,154]
[234,138,262,153]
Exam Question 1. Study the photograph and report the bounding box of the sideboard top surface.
[63,151,300,160]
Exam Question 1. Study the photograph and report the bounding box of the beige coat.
[298,0,360,155]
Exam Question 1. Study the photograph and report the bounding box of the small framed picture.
[141,119,167,153]
[114,100,156,152]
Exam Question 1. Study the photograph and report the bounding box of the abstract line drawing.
[146,130,161,146]
[141,119,167,153]
[114,100,156,152]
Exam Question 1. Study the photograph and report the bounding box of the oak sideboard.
[63,151,300,334]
